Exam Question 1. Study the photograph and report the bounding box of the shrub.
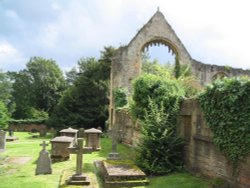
[132,74,185,175]
[0,101,10,129]
[136,99,184,175]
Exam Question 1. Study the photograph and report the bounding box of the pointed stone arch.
[111,10,193,96]
[109,10,193,128]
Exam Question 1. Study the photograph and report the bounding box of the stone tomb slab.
[95,160,149,188]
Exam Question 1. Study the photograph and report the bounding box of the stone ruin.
[109,9,250,129]
[109,10,250,188]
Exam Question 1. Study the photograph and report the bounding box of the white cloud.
[0,40,26,71]
[1,0,250,71]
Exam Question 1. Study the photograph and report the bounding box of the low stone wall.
[178,99,250,188]
[8,124,49,136]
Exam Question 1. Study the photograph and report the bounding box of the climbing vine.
[113,87,128,109]
[199,77,250,164]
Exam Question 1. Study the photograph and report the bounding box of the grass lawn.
[0,132,210,188]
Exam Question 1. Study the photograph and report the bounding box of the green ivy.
[113,87,128,109]
[199,77,250,164]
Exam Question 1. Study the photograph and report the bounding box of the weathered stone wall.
[117,99,250,187]
[9,124,49,135]
[191,60,250,86]
[115,110,141,146]
[178,99,250,188]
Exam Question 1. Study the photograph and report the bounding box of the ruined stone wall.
[178,99,250,188]
[117,99,250,187]
[8,124,49,135]
[115,110,141,146]
[191,60,250,86]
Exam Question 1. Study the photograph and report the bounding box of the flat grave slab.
[95,160,149,188]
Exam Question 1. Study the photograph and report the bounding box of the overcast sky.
[1,0,250,72]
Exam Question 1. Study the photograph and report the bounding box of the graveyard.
[0,131,210,188]
[0,5,250,188]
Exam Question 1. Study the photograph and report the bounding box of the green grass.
[0,132,210,188]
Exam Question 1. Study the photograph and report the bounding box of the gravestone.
[0,130,6,152]
[35,141,52,175]
[60,127,78,138]
[50,136,74,161]
[84,128,102,151]
[67,138,92,185]
[60,127,78,145]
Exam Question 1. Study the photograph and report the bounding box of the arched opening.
[140,39,178,77]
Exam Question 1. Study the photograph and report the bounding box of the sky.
[1,0,250,72]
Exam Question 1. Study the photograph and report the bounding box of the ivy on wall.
[113,87,128,109]
[199,77,250,164]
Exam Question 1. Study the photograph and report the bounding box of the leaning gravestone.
[0,130,6,152]
[35,141,52,175]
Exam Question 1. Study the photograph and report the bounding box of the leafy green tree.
[12,57,66,118]
[0,101,10,129]
[49,47,116,130]
[65,67,78,85]
[0,71,15,114]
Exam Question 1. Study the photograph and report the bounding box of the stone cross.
[67,138,92,185]
[40,141,48,151]
[78,128,85,138]
[69,139,92,174]
[108,125,122,160]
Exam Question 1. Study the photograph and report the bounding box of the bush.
[0,101,10,129]
[132,74,185,175]
[136,99,184,175]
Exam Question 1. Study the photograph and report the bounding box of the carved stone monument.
[35,141,52,175]
[84,128,102,151]
[50,136,74,161]
[0,130,6,152]
[67,138,92,185]
[60,127,78,145]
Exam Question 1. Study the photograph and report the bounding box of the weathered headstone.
[60,127,78,145]
[0,130,6,152]
[60,127,78,138]
[50,136,74,161]
[35,141,52,175]
[84,128,102,151]
[67,138,92,185]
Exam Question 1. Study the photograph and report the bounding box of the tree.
[0,101,10,129]
[12,57,66,118]
[0,71,15,114]
[49,47,116,130]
